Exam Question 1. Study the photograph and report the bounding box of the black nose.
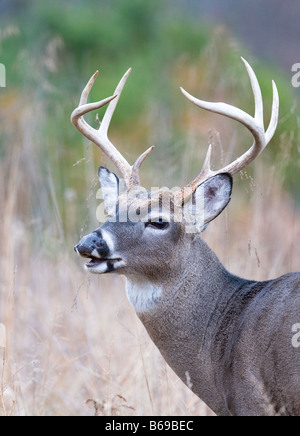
[74,230,110,258]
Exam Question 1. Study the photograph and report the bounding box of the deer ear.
[196,173,232,225]
[184,173,232,233]
[98,166,121,215]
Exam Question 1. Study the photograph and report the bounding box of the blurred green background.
[0,0,299,251]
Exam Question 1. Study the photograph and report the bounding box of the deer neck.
[125,236,249,415]
[126,236,235,318]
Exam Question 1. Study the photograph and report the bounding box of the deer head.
[72,59,278,280]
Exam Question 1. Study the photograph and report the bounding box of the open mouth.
[84,256,125,273]
[85,257,121,267]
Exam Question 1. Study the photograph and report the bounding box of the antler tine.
[100,68,132,136]
[241,58,264,123]
[79,70,99,106]
[266,80,280,143]
[195,144,214,181]
[178,58,279,196]
[131,146,155,186]
[71,69,133,183]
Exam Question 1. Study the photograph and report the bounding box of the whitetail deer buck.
[72,59,300,416]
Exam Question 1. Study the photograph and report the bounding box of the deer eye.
[145,219,169,230]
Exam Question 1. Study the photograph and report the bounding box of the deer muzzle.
[74,230,125,274]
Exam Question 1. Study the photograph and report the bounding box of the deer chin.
[85,257,125,274]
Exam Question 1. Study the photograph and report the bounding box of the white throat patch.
[126,276,162,314]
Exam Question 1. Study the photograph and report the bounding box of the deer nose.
[74,231,110,258]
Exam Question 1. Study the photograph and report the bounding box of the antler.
[72,59,279,196]
[176,58,279,202]
[71,69,154,187]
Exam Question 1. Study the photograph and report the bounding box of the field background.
[0,0,299,416]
